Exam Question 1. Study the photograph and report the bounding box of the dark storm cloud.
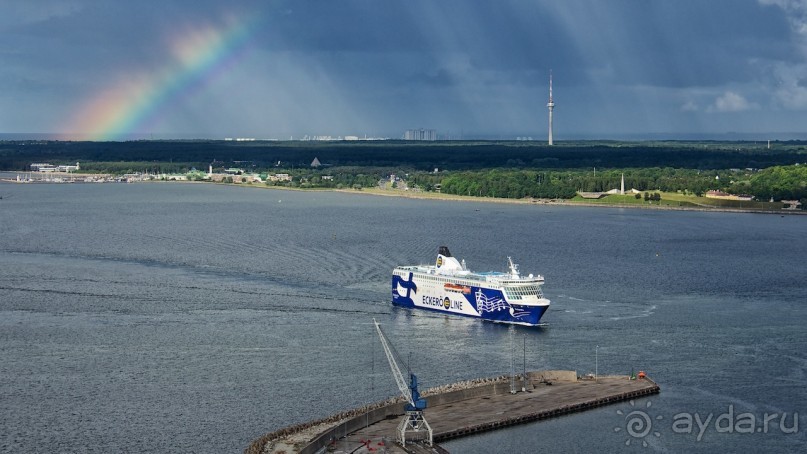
[241,1,583,79]
[1,0,805,136]
[614,0,796,88]
[1,4,180,95]
[246,0,796,88]
[255,1,429,53]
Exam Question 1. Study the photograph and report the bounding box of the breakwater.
[247,371,660,454]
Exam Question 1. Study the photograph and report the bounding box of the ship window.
[504,285,542,298]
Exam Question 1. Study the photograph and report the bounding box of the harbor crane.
[373,319,433,447]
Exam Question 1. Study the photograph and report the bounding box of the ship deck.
[395,266,542,285]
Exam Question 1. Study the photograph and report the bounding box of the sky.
[1,0,807,140]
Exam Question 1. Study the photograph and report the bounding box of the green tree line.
[728,165,807,201]
[439,168,744,199]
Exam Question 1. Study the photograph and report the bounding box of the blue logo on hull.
[392,272,417,307]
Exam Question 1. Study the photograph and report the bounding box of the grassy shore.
[570,192,786,211]
[236,183,803,214]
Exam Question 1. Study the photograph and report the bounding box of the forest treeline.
[276,164,807,203]
[1,140,805,172]
[423,166,807,201]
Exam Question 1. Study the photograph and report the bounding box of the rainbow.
[66,15,259,141]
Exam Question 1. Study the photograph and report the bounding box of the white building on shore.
[30,162,80,172]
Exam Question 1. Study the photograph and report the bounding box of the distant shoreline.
[3,175,803,215]
[246,183,807,215]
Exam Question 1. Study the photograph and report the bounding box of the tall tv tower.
[547,71,555,146]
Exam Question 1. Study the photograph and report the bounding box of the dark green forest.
[2,139,805,172]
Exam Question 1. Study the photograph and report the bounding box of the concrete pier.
[246,371,659,454]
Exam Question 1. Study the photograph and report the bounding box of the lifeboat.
[444,283,472,294]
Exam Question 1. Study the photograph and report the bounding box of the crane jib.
[373,319,426,410]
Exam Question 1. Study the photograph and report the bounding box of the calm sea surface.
[0,180,805,453]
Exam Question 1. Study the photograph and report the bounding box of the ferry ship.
[392,247,550,326]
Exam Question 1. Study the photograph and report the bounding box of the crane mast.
[373,319,432,446]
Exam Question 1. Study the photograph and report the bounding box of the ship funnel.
[436,246,463,273]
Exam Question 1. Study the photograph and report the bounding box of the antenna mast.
[547,71,555,146]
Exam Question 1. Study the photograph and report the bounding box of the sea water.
[0,181,804,453]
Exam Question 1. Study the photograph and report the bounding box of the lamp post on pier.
[595,345,599,383]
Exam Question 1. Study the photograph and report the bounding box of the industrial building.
[404,129,437,141]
